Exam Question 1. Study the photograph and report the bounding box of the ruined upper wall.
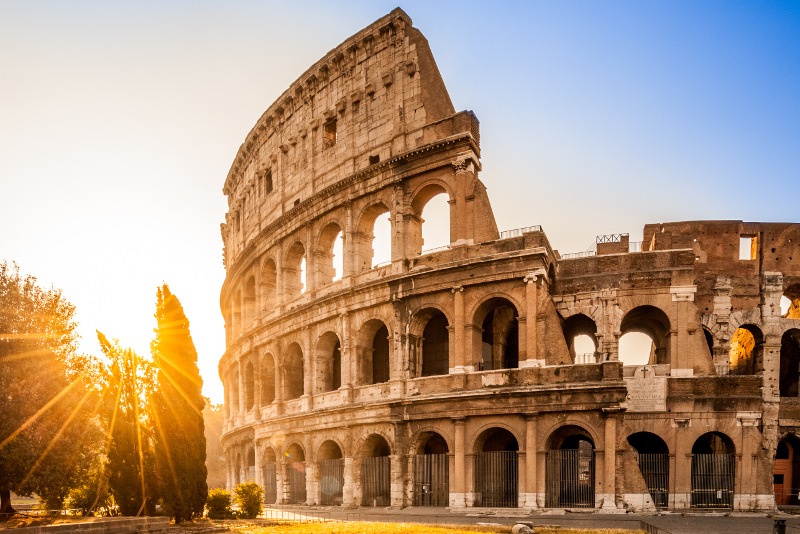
[220,8,461,266]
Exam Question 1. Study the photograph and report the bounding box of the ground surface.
[226,524,644,534]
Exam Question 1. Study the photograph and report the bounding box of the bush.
[206,488,234,519]
[233,482,262,519]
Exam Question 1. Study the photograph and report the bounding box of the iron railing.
[287,462,307,504]
[372,260,392,269]
[420,245,450,255]
[361,456,391,507]
[263,463,277,504]
[574,353,596,364]
[474,451,519,508]
[560,250,596,260]
[499,225,542,240]
[690,454,734,508]
[546,449,595,508]
[597,233,629,243]
[636,453,669,508]
[319,459,344,506]
[413,454,449,506]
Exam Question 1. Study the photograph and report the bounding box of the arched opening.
[235,453,242,485]
[357,320,391,385]
[244,276,256,327]
[261,353,275,405]
[561,314,598,364]
[284,342,304,400]
[421,310,450,377]
[781,329,800,397]
[244,361,254,411]
[318,440,344,506]
[286,443,307,504]
[627,432,669,508]
[545,425,595,508]
[356,203,392,272]
[691,432,735,508]
[474,427,518,507]
[233,290,242,337]
[317,223,343,286]
[703,328,714,356]
[263,447,277,504]
[774,435,800,506]
[261,259,277,312]
[246,447,256,482]
[230,370,240,416]
[285,242,306,300]
[413,432,449,506]
[783,285,800,320]
[729,324,764,376]
[620,305,671,365]
[473,297,519,371]
[315,332,342,393]
[361,435,391,507]
[548,263,557,295]
[410,184,450,256]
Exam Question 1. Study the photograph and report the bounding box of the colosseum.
[218,8,800,512]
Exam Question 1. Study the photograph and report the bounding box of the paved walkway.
[259,506,800,534]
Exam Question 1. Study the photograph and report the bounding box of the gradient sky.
[2,1,798,404]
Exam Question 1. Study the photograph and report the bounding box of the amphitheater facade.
[218,8,800,511]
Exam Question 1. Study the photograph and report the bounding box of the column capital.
[452,417,467,425]
[524,412,540,421]
[451,285,464,293]
[524,269,546,284]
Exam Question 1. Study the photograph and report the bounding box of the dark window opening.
[324,120,337,148]
[372,325,390,384]
[422,314,449,377]
[264,170,273,194]
[294,199,300,206]
[369,154,380,165]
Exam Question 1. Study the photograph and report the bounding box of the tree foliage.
[205,488,233,519]
[233,482,262,519]
[151,284,207,522]
[96,333,157,516]
[0,261,104,518]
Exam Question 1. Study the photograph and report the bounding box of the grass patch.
[225,523,645,534]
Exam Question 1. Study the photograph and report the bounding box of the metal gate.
[474,451,518,508]
[263,463,277,504]
[636,453,669,508]
[361,456,391,506]
[287,462,307,504]
[319,459,344,506]
[413,454,449,506]
[546,449,595,508]
[691,454,734,508]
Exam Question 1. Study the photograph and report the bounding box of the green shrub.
[206,488,234,519]
[233,481,263,519]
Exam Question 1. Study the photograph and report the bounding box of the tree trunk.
[0,489,17,520]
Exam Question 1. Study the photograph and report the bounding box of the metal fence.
[413,453,449,506]
[361,456,391,507]
[319,458,344,506]
[636,453,669,508]
[691,454,735,508]
[287,462,307,504]
[474,451,518,508]
[499,225,542,240]
[420,245,450,256]
[546,449,595,508]
[263,463,277,504]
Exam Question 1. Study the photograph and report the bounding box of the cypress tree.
[150,284,207,522]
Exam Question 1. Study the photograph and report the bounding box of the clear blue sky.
[1,1,798,403]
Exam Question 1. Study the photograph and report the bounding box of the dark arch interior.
[372,325,390,384]
[286,443,305,462]
[774,435,800,506]
[703,329,714,356]
[244,361,254,410]
[284,343,304,400]
[692,432,735,455]
[477,298,519,371]
[730,325,763,376]
[421,311,450,377]
[364,435,391,457]
[547,425,595,451]
[418,432,449,455]
[628,432,669,454]
[477,428,519,453]
[318,440,343,460]
[262,354,276,404]
[781,329,800,397]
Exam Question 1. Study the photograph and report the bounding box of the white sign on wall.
[625,365,667,412]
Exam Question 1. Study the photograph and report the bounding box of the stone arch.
[245,446,256,482]
[544,424,596,509]
[781,329,800,397]
[627,431,669,454]
[261,352,276,405]
[471,295,520,371]
[261,258,277,311]
[784,283,800,319]
[774,434,800,505]
[244,276,256,327]
[692,431,736,455]
[284,342,304,400]
[620,305,672,365]
[545,424,596,451]
[244,360,255,411]
[472,424,521,453]
[284,241,306,300]
[540,418,602,452]
[409,426,453,456]
[235,453,242,485]
[409,307,450,378]
[355,201,392,272]
[473,426,519,508]
[262,443,278,504]
[230,367,240,415]
[547,262,557,295]
[285,441,307,504]
[316,222,343,286]
[409,181,453,256]
[362,433,392,457]
[233,289,242,336]
[317,439,345,460]
[315,331,342,393]
[560,313,599,364]
[729,323,764,376]
[356,318,392,385]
